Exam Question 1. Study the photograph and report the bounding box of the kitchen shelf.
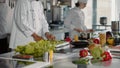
[93,24,111,31]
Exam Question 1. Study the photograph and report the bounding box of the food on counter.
[88,43,96,50]
[91,58,102,64]
[93,38,100,44]
[65,36,72,42]
[101,51,112,61]
[88,43,104,59]
[72,58,89,65]
[79,49,88,57]
[106,31,113,40]
[90,46,103,59]
[12,54,33,59]
[49,50,53,63]
[15,40,65,58]
[106,37,114,46]
[99,33,106,46]
[74,35,79,41]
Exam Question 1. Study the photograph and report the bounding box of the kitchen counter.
[0,48,120,68]
[0,51,50,68]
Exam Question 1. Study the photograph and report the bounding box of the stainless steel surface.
[1,48,120,68]
[79,32,93,40]
[51,49,120,68]
[0,52,50,68]
[100,17,107,25]
[111,21,120,35]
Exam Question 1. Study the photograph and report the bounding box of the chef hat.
[78,0,88,3]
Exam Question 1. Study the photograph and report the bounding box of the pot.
[111,21,120,35]
[114,35,120,46]
[100,17,107,25]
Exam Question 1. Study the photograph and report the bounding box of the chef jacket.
[64,7,87,39]
[0,3,8,39]
[9,0,49,49]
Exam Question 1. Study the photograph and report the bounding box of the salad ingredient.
[101,51,112,61]
[79,49,88,57]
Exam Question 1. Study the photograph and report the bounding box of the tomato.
[93,38,100,44]
[79,49,88,57]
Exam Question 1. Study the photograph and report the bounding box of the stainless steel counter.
[51,49,120,68]
[0,48,120,68]
[0,52,50,68]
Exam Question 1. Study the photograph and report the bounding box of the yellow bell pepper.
[74,35,79,41]
[49,50,53,63]
[107,37,114,45]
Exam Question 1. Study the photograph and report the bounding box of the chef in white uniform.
[64,0,93,39]
[9,0,55,49]
[0,2,9,54]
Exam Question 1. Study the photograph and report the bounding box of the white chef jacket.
[0,3,8,39]
[9,0,49,49]
[64,7,87,39]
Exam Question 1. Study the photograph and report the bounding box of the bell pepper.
[107,37,114,45]
[65,36,72,42]
[79,49,88,57]
[93,38,100,44]
[101,51,112,61]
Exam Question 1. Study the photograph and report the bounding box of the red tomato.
[93,38,100,44]
[79,49,88,57]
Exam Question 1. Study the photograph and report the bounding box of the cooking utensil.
[70,41,89,48]
[79,32,93,40]
[100,17,107,25]
[111,21,120,35]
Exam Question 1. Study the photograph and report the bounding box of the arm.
[32,33,44,41]
[39,1,49,35]
[39,1,55,40]
[45,32,55,40]
[15,0,35,37]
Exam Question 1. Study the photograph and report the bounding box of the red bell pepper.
[65,36,72,42]
[79,49,88,57]
[101,51,112,61]
[93,38,100,44]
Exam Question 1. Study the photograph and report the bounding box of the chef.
[64,0,93,39]
[0,2,9,54]
[9,0,55,49]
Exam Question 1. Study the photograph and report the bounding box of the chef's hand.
[45,32,55,40]
[74,28,83,32]
[32,33,44,41]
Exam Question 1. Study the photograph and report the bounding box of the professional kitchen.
[0,0,120,68]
